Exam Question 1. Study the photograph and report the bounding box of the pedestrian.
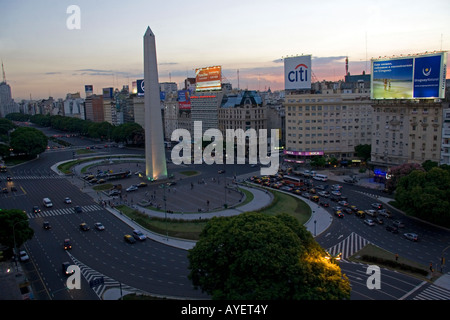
[395,253,398,262]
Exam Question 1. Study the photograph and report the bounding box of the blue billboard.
[137,79,144,96]
[371,52,447,99]
[413,55,442,98]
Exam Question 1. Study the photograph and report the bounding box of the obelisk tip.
[145,26,154,37]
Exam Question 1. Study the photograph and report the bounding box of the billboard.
[85,85,93,97]
[371,52,447,99]
[102,87,113,99]
[137,79,144,96]
[195,66,222,91]
[284,55,312,90]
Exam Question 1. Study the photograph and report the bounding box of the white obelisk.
[144,26,167,180]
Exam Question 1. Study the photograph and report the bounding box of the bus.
[313,174,328,182]
[283,175,303,187]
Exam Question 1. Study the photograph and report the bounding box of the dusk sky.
[1,0,449,100]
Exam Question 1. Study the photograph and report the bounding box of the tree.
[395,167,450,227]
[9,127,48,157]
[310,156,326,168]
[354,144,371,162]
[385,163,424,192]
[421,160,438,172]
[187,212,350,300]
[0,209,34,249]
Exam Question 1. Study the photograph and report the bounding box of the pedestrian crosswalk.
[66,251,147,299]
[412,284,450,300]
[27,204,103,219]
[326,232,370,261]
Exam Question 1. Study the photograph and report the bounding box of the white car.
[64,197,72,204]
[126,185,138,192]
[364,219,375,226]
[94,222,105,231]
[19,250,29,262]
[132,229,146,241]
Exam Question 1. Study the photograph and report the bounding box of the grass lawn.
[257,189,311,225]
[348,243,435,281]
[116,205,206,240]
[179,170,199,176]
[115,187,311,240]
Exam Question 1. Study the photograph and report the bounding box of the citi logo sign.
[288,63,308,83]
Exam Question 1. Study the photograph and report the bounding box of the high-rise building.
[369,99,449,176]
[218,90,267,134]
[84,94,104,122]
[0,62,18,117]
[190,92,224,135]
[284,77,372,165]
[63,92,85,119]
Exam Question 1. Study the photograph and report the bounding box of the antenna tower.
[1,60,6,83]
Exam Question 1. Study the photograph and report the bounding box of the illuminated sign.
[284,55,312,90]
[284,150,324,156]
[371,52,447,99]
[195,66,222,91]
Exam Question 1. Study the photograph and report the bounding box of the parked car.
[108,189,121,196]
[364,219,375,226]
[126,185,138,192]
[404,233,418,242]
[343,177,357,184]
[19,250,29,262]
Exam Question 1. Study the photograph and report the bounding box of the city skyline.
[1,0,450,100]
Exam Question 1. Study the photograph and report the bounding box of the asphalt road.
[2,123,450,300]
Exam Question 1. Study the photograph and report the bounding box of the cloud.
[44,72,62,75]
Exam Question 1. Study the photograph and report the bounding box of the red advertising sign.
[195,66,222,91]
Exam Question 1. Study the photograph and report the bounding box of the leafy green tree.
[354,144,371,161]
[310,156,326,168]
[188,212,350,300]
[0,209,34,249]
[9,127,48,157]
[385,163,424,192]
[395,167,450,227]
[421,160,438,172]
[0,118,16,135]
[5,113,31,122]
